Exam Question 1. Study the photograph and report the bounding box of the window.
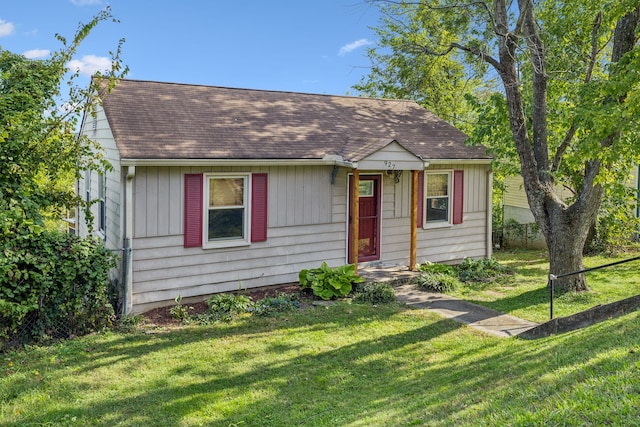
[184,173,268,248]
[98,172,106,236]
[85,169,91,203]
[425,172,451,224]
[205,175,248,244]
[420,170,464,228]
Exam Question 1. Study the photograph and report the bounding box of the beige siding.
[133,165,333,238]
[131,222,346,312]
[129,162,490,312]
[503,176,530,209]
[77,105,123,251]
[384,164,490,265]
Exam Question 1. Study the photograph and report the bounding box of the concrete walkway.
[359,264,539,338]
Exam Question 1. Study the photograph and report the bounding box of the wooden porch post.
[410,170,418,271]
[351,169,360,273]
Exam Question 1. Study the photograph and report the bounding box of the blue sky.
[0,0,381,95]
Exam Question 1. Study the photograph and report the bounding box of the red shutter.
[417,171,424,228]
[453,170,464,225]
[251,173,268,242]
[184,174,203,248]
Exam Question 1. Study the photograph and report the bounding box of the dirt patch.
[141,283,303,327]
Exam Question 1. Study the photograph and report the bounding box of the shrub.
[456,257,512,282]
[416,261,457,275]
[299,262,365,300]
[352,282,397,305]
[169,295,192,323]
[252,293,300,317]
[0,229,117,348]
[415,271,460,293]
[203,293,252,322]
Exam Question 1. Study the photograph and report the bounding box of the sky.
[0,0,382,96]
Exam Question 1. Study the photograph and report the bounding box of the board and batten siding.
[385,163,490,265]
[130,165,341,312]
[130,162,489,312]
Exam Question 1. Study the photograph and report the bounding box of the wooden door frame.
[347,174,384,265]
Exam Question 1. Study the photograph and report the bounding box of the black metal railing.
[548,255,640,319]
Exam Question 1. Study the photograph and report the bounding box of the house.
[502,170,640,248]
[78,79,493,314]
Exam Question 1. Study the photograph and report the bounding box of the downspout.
[123,165,135,315]
[486,169,493,258]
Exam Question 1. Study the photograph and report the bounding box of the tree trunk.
[544,204,593,291]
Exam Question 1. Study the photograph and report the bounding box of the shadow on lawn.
[6,304,640,426]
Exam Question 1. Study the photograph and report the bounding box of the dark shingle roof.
[100,79,489,162]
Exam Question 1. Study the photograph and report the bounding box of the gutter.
[120,156,358,169]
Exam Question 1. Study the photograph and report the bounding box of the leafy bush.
[299,262,365,300]
[203,293,252,322]
[457,257,512,282]
[169,295,192,323]
[0,228,117,348]
[252,293,300,317]
[352,282,397,305]
[415,272,460,293]
[416,261,457,275]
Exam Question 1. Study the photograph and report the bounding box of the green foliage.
[202,293,252,322]
[352,282,397,305]
[0,229,117,347]
[416,261,456,275]
[169,295,192,323]
[251,293,300,317]
[353,0,482,129]
[415,271,460,293]
[298,262,365,300]
[414,258,513,292]
[456,257,513,282]
[0,7,127,231]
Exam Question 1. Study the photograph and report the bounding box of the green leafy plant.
[203,293,252,322]
[352,282,397,305]
[0,230,117,349]
[415,271,460,293]
[299,262,365,300]
[251,293,300,317]
[169,295,192,323]
[416,261,457,275]
[456,257,513,282]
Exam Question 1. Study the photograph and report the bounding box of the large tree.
[0,7,127,230]
[362,0,640,291]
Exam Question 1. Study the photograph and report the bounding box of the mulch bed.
[141,283,303,327]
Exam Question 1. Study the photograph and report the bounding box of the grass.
[1,249,640,426]
[449,248,640,323]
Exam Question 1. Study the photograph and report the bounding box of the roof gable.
[99,79,489,162]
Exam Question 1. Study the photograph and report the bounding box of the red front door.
[348,175,381,262]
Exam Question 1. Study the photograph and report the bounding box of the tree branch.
[552,11,604,173]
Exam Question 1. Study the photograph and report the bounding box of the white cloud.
[23,49,50,59]
[338,38,372,56]
[0,19,15,37]
[68,55,111,76]
[69,0,101,5]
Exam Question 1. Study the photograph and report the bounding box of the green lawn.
[450,249,640,323]
[2,249,640,426]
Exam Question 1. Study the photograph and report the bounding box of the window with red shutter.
[183,173,268,248]
[421,170,464,227]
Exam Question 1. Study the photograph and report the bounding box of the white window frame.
[203,173,251,249]
[424,170,453,229]
[97,172,107,239]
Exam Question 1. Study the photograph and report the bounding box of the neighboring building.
[502,169,640,248]
[78,79,493,314]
